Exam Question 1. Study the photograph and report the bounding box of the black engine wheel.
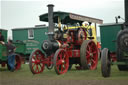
[101,48,111,77]
[117,29,128,52]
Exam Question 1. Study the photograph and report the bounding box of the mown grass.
[0,61,128,80]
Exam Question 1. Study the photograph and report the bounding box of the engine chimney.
[125,0,128,24]
[47,4,54,40]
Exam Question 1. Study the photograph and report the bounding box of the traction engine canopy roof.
[39,11,103,25]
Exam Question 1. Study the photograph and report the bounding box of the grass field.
[0,61,128,85]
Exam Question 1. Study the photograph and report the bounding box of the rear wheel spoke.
[92,59,96,64]
[32,60,36,63]
[92,51,97,54]
[56,60,62,65]
[36,65,39,72]
[86,54,90,59]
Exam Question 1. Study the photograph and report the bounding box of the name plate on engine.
[69,13,103,24]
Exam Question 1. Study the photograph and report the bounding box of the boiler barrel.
[41,40,60,55]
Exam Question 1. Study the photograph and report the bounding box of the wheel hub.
[124,38,128,46]
[35,60,40,64]
[62,60,65,64]
[90,53,93,57]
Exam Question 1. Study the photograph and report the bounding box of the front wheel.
[101,48,111,77]
[54,49,69,75]
[29,49,45,74]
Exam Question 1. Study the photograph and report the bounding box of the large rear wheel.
[54,49,69,75]
[117,29,128,52]
[80,40,98,70]
[101,48,111,77]
[29,49,45,74]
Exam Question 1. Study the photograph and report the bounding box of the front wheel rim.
[54,49,69,75]
[29,49,45,74]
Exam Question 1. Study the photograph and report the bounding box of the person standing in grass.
[1,39,16,72]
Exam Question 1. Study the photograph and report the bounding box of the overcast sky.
[0,0,124,37]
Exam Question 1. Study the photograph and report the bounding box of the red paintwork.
[0,55,21,70]
[64,50,80,58]
[15,55,22,70]
[85,41,98,70]
[30,50,54,74]
[30,49,45,74]
[54,49,69,74]
[110,52,117,62]
[97,42,101,49]
[44,54,54,67]
[71,50,80,58]
[1,62,6,67]
[29,27,98,74]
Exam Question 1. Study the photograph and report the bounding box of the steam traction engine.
[29,4,103,74]
[100,0,128,77]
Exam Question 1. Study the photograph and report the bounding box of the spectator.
[1,39,16,72]
[0,32,5,42]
